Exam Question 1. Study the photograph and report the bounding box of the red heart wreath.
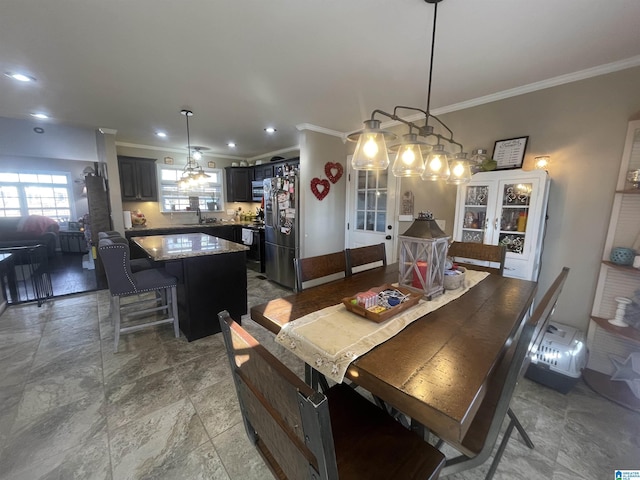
[324,162,344,184]
[310,178,330,201]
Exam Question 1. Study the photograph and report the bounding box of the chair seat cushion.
[132,268,177,292]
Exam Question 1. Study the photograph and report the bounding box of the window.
[355,170,387,233]
[158,166,224,213]
[0,171,73,221]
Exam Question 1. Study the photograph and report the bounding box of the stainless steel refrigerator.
[264,174,299,289]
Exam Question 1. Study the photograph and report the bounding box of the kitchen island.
[131,233,249,341]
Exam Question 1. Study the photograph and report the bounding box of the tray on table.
[342,283,421,323]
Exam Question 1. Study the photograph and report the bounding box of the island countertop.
[131,233,248,261]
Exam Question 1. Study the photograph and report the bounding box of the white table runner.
[276,270,490,383]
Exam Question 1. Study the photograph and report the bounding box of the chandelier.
[347,0,471,184]
[178,109,210,189]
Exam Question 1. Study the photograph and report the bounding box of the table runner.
[276,269,490,383]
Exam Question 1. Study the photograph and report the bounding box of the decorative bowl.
[444,267,466,290]
[610,247,635,266]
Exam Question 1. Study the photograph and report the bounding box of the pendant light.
[447,152,472,184]
[390,131,430,177]
[421,143,450,181]
[347,0,467,181]
[178,109,210,190]
[347,119,396,170]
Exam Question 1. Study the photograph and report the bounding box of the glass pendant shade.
[349,119,396,170]
[534,155,550,170]
[447,152,472,185]
[421,144,450,181]
[391,133,429,177]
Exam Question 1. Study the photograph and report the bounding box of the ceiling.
[2,0,640,161]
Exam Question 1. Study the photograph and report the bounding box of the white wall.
[299,129,348,257]
[0,116,98,161]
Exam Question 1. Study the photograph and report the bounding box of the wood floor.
[2,252,97,305]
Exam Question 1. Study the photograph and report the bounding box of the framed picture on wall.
[492,136,528,170]
[164,156,174,165]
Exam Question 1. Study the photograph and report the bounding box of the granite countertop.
[131,233,249,261]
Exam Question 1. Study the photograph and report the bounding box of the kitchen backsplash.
[121,201,260,227]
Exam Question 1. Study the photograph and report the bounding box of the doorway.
[344,156,400,263]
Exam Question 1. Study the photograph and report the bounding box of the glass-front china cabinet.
[453,169,551,281]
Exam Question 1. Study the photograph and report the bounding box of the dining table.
[250,262,537,445]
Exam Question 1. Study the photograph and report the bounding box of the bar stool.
[98,233,153,273]
[98,239,179,352]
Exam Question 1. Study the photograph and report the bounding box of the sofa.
[0,216,60,257]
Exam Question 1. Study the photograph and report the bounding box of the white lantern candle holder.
[398,212,450,300]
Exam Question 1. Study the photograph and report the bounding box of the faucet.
[196,207,204,224]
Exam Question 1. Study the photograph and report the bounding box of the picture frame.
[207,161,216,168]
[163,156,174,165]
[492,136,528,170]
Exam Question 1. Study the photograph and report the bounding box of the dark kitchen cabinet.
[225,167,252,202]
[118,156,158,201]
[253,164,273,181]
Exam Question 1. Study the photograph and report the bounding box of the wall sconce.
[534,155,550,170]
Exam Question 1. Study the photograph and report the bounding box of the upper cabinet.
[118,156,158,202]
[226,158,300,202]
[453,169,550,281]
[253,164,273,182]
[225,167,252,202]
[584,119,640,412]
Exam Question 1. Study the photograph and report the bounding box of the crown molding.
[114,141,245,160]
[347,56,640,134]
[246,145,300,162]
[296,123,344,138]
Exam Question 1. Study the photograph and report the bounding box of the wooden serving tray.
[342,284,421,323]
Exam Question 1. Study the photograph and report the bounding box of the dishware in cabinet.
[453,169,550,281]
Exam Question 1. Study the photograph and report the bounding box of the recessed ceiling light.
[5,72,36,82]
[264,127,276,134]
[156,131,167,138]
[227,142,236,148]
[31,113,49,119]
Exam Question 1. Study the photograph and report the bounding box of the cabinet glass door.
[495,181,534,256]
[460,184,493,243]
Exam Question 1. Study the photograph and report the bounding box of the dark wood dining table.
[250,262,537,445]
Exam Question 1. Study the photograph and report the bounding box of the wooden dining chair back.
[218,311,446,480]
[345,243,386,276]
[439,267,569,480]
[447,241,506,275]
[294,250,347,292]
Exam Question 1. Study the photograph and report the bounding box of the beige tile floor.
[0,269,639,479]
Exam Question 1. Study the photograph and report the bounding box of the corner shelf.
[601,261,640,274]
[585,118,640,411]
[591,316,640,343]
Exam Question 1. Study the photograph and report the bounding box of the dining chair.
[437,266,570,480]
[345,243,386,276]
[217,310,446,480]
[98,239,179,352]
[447,241,506,275]
[294,250,347,292]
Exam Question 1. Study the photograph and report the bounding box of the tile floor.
[0,269,638,479]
